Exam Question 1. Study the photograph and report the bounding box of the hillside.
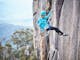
[0,23,26,45]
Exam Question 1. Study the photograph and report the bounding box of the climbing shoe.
[59,33,68,36]
[63,33,68,36]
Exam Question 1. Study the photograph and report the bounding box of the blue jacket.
[37,11,51,31]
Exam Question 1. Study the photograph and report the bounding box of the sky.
[0,0,33,27]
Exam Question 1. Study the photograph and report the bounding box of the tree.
[5,43,12,60]
[11,28,33,49]
[0,46,4,60]
[0,37,6,60]
[10,28,34,60]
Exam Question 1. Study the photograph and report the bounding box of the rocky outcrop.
[33,0,80,60]
[58,0,80,60]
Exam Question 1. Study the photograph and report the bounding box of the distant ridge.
[0,23,32,45]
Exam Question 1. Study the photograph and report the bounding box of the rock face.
[58,0,80,60]
[33,0,80,60]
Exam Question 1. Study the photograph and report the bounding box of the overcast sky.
[0,0,33,26]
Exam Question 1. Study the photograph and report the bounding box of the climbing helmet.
[41,10,46,16]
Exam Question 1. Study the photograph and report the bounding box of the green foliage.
[0,46,3,51]
[11,28,33,49]
[0,28,37,60]
[10,28,37,60]
[0,46,4,60]
[29,53,37,60]
[13,50,20,58]
[5,43,12,48]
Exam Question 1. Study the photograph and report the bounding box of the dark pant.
[46,26,63,35]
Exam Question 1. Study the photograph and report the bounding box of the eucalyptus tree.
[11,28,33,49]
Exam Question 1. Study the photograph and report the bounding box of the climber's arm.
[46,11,51,19]
[36,18,40,26]
[45,9,53,19]
[36,20,39,25]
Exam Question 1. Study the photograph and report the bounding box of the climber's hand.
[50,9,53,13]
[33,12,37,16]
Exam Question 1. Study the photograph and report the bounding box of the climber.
[36,10,67,36]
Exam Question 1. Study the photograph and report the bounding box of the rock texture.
[58,0,80,60]
[33,0,80,60]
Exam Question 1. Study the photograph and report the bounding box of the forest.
[0,28,37,60]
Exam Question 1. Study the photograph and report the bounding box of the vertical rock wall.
[33,0,80,60]
[58,0,80,60]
